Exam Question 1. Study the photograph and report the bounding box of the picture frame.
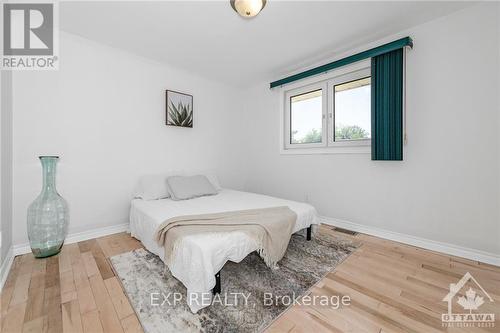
[165,90,193,128]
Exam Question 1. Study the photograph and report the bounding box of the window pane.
[290,89,322,144]
[334,77,371,141]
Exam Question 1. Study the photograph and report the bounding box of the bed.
[129,188,319,312]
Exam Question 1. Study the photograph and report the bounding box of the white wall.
[9,4,500,260]
[243,3,500,255]
[11,32,246,246]
[1,70,14,263]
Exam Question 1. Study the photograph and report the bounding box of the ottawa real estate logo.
[442,272,495,328]
[2,1,59,70]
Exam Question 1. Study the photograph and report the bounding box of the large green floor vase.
[27,156,69,258]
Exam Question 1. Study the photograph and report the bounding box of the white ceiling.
[60,1,473,87]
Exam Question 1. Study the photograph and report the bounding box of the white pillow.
[205,174,222,191]
[133,171,222,200]
[166,175,218,200]
[180,171,222,191]
[133,174,170,200]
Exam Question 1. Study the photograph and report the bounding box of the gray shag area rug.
[110,230,358,333]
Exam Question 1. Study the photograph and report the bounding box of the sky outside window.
[334,77,371,140]
[290,90,322,144]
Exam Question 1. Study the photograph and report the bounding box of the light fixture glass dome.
[230,0,266,18]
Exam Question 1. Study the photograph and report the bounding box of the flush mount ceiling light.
[230,0,267,18]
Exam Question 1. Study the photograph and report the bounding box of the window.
[333,77,371,142]
[290,90,323,144]
[283,64,371,151]
[284,82,326,149]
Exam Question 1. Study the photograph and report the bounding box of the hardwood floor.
[1,226,499,333]
[1,234,143,333]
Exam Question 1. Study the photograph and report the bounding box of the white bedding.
[129,189,319,313]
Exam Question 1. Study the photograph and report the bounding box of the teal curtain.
[371,48,404,161]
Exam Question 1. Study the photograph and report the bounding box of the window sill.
[280,145,371,155]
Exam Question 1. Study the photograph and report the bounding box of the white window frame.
[328,67,371,147]
[284,81,327,150]
[280,60,371,155]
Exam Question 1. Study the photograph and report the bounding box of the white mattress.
[129,189,319,313]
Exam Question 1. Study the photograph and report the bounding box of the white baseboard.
[0,246,14,291]
[320,216,500,266]
[12,223,130,256]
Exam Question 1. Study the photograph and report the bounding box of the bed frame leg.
[213,271,221,295]
[307,225,312,241]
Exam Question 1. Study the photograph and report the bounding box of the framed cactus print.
[166,90,193,127]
